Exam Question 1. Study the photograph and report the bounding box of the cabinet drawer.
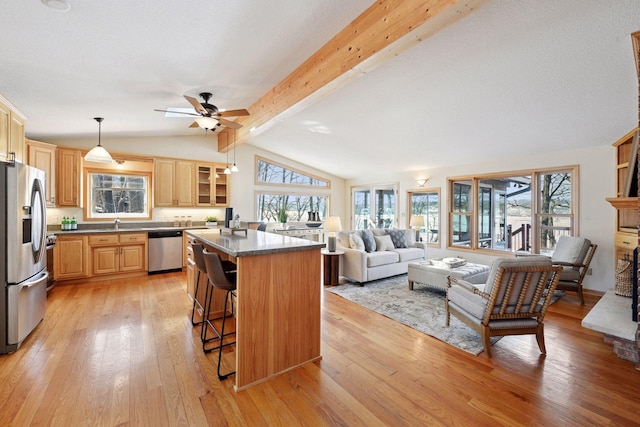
[614,232,637,249]
[88,234,119,246]
[119,233,147,244]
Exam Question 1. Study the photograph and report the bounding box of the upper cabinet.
[0,94,26,164]
[56,148,81,207]
[26,139,57,207]
[154,159,196,207]
[196,163,229,206]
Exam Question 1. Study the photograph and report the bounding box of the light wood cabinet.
[0,95,26,163]
[606,128,639,267]
[56,148,80,207]
[196,163,230,206]
[27,139,57,207]
[89,232,147,276]
[154,159,195,207]
[54,235,89,280]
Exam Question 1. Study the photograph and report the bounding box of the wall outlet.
[586,268,592,275]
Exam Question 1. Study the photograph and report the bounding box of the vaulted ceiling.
[1,0,638,179]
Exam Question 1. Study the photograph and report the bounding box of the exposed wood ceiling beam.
[218,0,488,152]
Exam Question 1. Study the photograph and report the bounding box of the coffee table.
[408,260,490,291]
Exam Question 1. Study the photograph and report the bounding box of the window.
[255,156,331,223]
[85,170,151,220]
[408,189,440,246]
[448,167,577,254]
[256,193,328,223]
[352,184,398,229]
[256,156,329,187]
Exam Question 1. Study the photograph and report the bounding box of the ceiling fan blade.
[184,95,208,115]
[215,108,250,117]
[189,121,199,128]
[218,118,243,129]
[154,109,202,117]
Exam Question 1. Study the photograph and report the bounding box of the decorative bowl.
[306,222,322,228]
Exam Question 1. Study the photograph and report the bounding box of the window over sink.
[84,169,152,220]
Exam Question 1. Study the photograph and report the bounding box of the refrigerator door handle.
[21,271,49,289]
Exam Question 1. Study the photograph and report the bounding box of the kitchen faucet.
[114,217,121,230]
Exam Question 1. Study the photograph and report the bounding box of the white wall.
[45,134,346,226]
[345,144,616,293]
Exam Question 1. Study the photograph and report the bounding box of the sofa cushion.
[551,236,591,270]
[349,233,365,251]
[386,229,408,248]
[367,250,400,267]
[360,230,377,253]
[405,229,416,246]
[374,234,395,251]
[391,247,425,262]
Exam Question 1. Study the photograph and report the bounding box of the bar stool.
[191,244,236,329]
[202,249,237,380]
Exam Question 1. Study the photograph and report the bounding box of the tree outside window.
[409,189,440,246]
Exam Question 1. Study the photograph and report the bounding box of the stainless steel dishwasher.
[148,229,183,274]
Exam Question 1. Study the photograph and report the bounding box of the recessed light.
[41,0,71,12]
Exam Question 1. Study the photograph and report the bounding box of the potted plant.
[278,208,288,228]
[205,216,219,228]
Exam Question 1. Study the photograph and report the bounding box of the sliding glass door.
[352,184,398,230]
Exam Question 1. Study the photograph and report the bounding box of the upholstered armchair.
[549,236,597,305]
[446,256,561,357]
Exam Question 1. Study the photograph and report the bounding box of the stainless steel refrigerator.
[0,162,48,354]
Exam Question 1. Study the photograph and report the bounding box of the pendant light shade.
[230,142,239,172]
[84,117,113,163]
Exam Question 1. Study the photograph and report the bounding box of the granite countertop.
[186,228,325,257]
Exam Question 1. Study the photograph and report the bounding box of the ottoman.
[407,260,490,291]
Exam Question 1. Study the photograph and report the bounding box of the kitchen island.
[186,228,324,391]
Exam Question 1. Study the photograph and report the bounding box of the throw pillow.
[374,234,395,251]
[349,233,365,251]
[360,229,377,253]
[386,229,408,248]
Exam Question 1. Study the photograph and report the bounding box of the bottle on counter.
[70,215,77,230]
[173,216,179,227]
[186,216,192,227]
[61,216,68,230]
[180,216,186,227]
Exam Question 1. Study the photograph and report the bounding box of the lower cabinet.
[54,235,89,280]
[54,232,147,282]
[89,233,147,276]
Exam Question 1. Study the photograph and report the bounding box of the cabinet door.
[9,112,24,163]
[186,258,196,299]
[154,158,176,207]
[214,166,229,206]
[196,163,213,206]
[57,148,80,207]
[175,160,195,206]
[55,236,89,279]
[27,140,57,206]
[0,101,10,162]
[93,247,119,275]
[120,245,145,272]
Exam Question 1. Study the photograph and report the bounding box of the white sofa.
[337,229,427,283]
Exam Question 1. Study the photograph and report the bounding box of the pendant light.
[84,117,113,163]
[223,144,231,174]
[230,142,239,172]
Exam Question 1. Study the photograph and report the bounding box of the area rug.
[326,274,563,355]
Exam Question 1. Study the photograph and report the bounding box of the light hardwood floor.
[0,272,638,426]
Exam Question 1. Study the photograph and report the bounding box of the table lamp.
[409,215,425,242]
[324,216,342,252]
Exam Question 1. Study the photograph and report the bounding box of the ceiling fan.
[155,92,249,132]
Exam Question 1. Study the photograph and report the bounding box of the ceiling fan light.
[196,116,217,130]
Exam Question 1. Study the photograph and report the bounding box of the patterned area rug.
[326,274,563,355]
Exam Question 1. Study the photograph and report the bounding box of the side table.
[321,249,344,286]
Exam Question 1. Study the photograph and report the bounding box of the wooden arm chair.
[550,235,597,305]
[446,256,561,357]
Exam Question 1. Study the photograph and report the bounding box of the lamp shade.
[324,216,342,233]
[409,215,425,227]
[195,116,218,130]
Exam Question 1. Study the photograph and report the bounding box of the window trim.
[407,187,440,248]
[447,165,579,254]
[83,168,152,221]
